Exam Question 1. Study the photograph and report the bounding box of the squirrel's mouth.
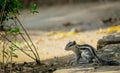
[64,47,70,51]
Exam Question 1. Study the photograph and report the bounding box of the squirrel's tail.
[97,58,120,66]
[100,59,120,66]
[107,61,120,66]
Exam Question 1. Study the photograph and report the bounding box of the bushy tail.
[107,61,120,66]
[100,59,120,66]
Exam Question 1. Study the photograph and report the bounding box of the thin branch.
[2,38,5,73]
[13,14,40,63]
[19,32,38,61]
[9,47,13,73]
[13,18,38,63]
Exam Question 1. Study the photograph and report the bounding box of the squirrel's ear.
[73,41,76,44]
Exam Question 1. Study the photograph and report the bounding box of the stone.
[97,44,120,61]
[97,33,120,49]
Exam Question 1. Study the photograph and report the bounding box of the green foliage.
[3,45,18,62]
[12,53,18,58]
[0,0,39,24]
[0,0,23,23]
[30,4,39,14]
[11,27,20,33]
[10,47,18,58]
[0,0,40,64]
[5,26,20,37]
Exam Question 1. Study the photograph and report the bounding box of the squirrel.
[65,41,120,66]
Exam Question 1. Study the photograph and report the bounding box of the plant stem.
[2,39,5,73]
[13,18,39,63]
[13,14,40,63]
[14,16,40,63]
[19,32,38,61]
[10,47,12,73]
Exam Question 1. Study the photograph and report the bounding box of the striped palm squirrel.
[65,41,120,66]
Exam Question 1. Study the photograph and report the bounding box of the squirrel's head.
[65,41,76,51]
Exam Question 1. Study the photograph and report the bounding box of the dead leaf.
[47,31,57,36]
[36,39,44,44]
[67,29,77,36]
[97,29,105,34]
[97,25,120,34]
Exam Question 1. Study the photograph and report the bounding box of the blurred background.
[17,0,120,31]
[19,0,119,7]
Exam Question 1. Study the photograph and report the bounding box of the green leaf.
[13,42,20,47]
[3,50,9,58]
[12,53,18,58]
[3,54,8,58]
[11,27,20,33]
[10,47,17,51]
[3,51,9,55]
[30,4,39,14]
[13,8,18,13]
[33,4,38,10]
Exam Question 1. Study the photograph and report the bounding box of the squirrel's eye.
[69,44,72,47]
[68,43,73,47]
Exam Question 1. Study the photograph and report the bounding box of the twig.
[13,14,40,63]
[13,18,38,63]
[14,13,38,63]
[9,47,13,73]
[19,32,38,61]
[2,38,5,73]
